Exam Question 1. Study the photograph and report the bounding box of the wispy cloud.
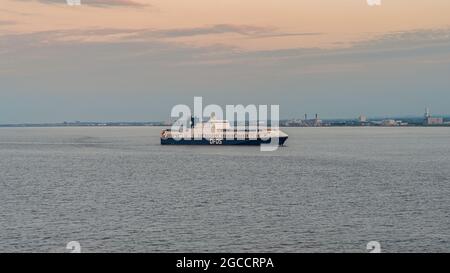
[0,20,16,26]
[151,24,273,38]
[0,24,322,44]
[48,25,316,40]
[2,27,450,72]
[146,25,322,39]
[251,32,323,39]
[0,8,34,16]
[14,0,148,8]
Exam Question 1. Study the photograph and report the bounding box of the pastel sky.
[1,0,450,123]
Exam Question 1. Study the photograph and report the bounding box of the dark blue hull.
[161,137,287,146]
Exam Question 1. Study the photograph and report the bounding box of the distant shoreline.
[1,119,449,128]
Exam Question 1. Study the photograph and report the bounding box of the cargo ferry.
[160,118,288,146]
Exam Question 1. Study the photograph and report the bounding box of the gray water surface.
[0,127,449,252]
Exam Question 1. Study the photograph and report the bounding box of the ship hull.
[161,137,287,146]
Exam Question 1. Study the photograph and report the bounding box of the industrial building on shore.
[280,108,448,127]
[424,108,444,125]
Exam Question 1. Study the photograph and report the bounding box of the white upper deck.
[163,119,288,140]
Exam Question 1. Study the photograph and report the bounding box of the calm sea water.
[0,127,449,253]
